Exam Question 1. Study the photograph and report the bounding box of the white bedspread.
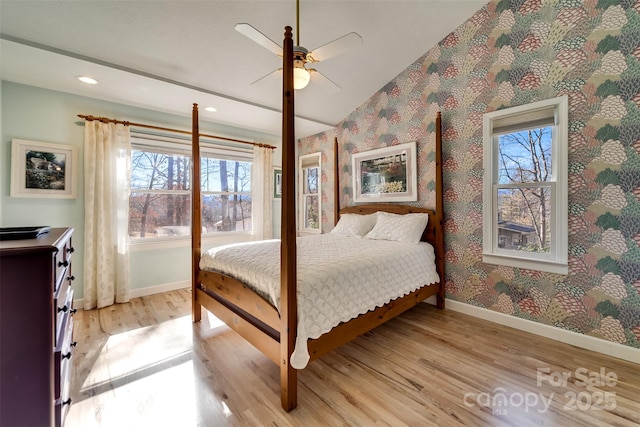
[200,234,439,369]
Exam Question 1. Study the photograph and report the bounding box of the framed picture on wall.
[273,168,282,199]
[10,139,78,199]
[352,141,417,203]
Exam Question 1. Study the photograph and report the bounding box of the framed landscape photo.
[273,168,282,199]
[11,139,78,199]
[352,141,417,203]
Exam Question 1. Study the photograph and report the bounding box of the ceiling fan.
[235,0,363,91]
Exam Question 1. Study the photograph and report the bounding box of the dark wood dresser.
[0,227,76,427]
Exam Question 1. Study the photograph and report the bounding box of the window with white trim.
[299,152,321,234]
[129,134,252,240]
[483,96,568,274]
[201,150,252,233]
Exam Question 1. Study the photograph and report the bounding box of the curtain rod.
[77,114,276,150]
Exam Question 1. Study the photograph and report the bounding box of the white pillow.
[330,213,377,237]
[364,211,429,244]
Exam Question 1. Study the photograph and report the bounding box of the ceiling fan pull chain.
[296,0,300,46]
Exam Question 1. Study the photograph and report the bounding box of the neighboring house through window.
[483,95,568,274]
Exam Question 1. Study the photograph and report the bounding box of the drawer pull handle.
[70,308,78,315]
[58,305,68,313]
[58,260,69,268]
[62,398,72,406]
[71,341,78,348]
[67,275,76,282]
[62,352,72,360]
[67,247,75,254]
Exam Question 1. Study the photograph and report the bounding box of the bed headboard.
[340,203,444,308]
[339,204,437,244]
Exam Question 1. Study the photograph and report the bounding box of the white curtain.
[252,146,273,239]
[83,121,131,310]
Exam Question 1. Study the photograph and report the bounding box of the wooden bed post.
[280,25,298,412]
[435,112,446,309]
[192,103,202,322]
[334,137,340,225]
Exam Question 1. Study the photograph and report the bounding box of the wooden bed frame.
[190,26,445,412]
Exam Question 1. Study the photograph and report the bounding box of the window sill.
[482,253,568,275]
[131,232,255,252]
[298,229,321,236]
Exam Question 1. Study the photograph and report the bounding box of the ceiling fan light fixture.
[293,66,310,90]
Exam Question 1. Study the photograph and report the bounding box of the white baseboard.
[129,280,190,299]
[73,280,190,310]
[442,299,639,364]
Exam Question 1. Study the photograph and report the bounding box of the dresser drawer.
[54,316,74,427]
[55,286,74,347]
[54,384,72,427]
[53,236,74,293]
[53,277,75,347]
[54,312,75,401]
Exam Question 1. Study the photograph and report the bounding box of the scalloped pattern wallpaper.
[299,0,640,349]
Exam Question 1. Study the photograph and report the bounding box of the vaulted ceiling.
[0,0,486,138]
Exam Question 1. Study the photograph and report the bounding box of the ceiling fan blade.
[310,69,341,94]
[235,23,283,57]
[308,32,363,62]
[251,68,282,86]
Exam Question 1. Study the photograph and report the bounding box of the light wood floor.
[66,289,639,427]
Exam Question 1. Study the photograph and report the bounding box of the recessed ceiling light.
[204,106,217,112]
[77,76,98,85]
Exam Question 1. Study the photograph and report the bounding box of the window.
[130,139,192,239]
[201,152,252,233]
[299,152,321,233]
[483,96,568,274]
[129,134,252,241]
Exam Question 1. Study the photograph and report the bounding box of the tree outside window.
[130,150,191,238]
[497,127,552,253]
[201,157,252,233]
[129,138,252,240]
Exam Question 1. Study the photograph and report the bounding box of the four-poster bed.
[191,26,445,412]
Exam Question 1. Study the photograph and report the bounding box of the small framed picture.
[273,168,282,199]
[352,141,417,203]
[11,139,78,199]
